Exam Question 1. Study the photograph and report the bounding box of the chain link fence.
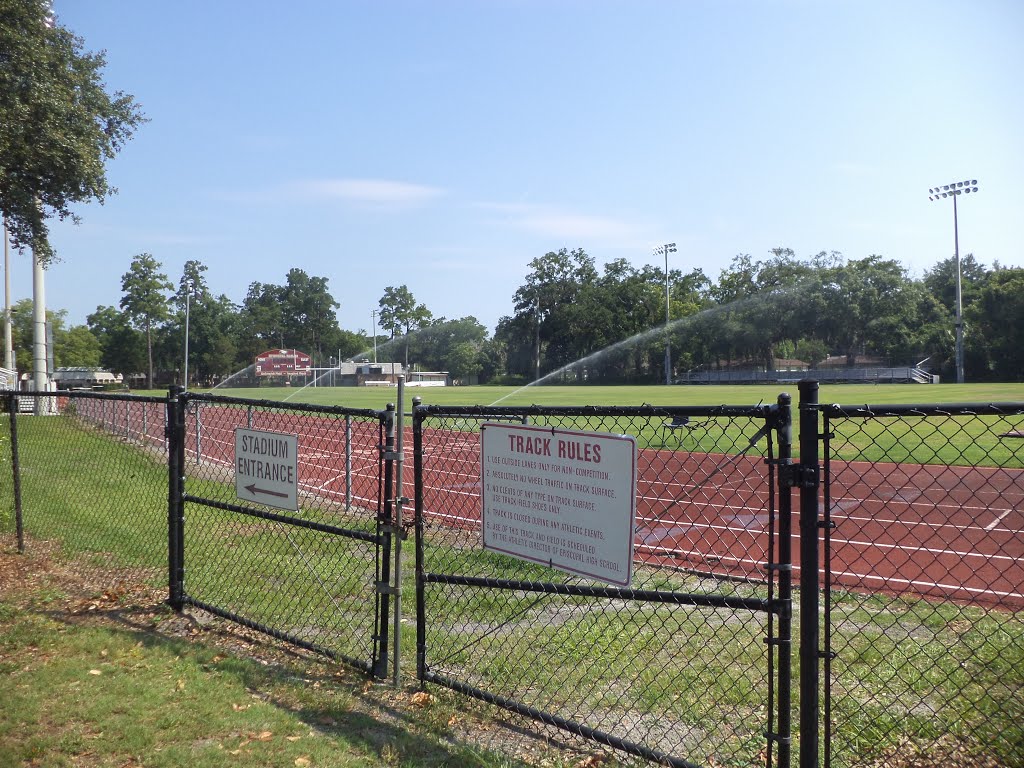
[413,403,793,768]
[819,401,1024,768]
[171,392,395,675]
[4,386,1023,767]
[2,390,168,577]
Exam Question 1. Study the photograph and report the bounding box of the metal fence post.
[412,399,427,684]
[374,403,396,679]
[392,376,406,687]
[345,414,352,511]
[7,392,25,554]
[774,393,794,768]
[798,380,821,768]
[194,403,202,464]
[166,385,186,610]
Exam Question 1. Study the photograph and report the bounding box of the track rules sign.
[480,423,638,587]
[235,428,299,511]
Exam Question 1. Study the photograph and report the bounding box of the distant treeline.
[9,248,1024,386]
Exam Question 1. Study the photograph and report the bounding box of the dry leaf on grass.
[409,691,434,707]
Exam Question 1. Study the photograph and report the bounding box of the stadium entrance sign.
[235,428,299,511]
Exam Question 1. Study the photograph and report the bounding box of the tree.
[8,297,100,370]
[965,267,1024,381]
[513,248,597,379]
[169,260,237,386]
[9,296,58,374]
[378,285,432,368]
[281,268,341,362]
[87,305,145,375]
[119,253,171,388]
[406,316,488,380]
[174,259,209,312]
[185,293,239,385]
[0,0,145,264]
[54,325,101,367]
[238,281,285,359]
[923,253,988,316]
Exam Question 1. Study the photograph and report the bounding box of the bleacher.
[676,367,937,385]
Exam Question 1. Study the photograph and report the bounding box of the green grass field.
[160,381,1024,468]
[172,381,1024,410]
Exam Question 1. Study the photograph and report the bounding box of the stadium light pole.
[3,219,12,370]
[928,180,979,384]
[653,242,677,385]
[371,309,378,363]
[183,280,194,389]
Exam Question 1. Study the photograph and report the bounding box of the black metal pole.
[953,192,965,384]
[798,380,820,767]
[774,393,794,768]
[411,398,427,683]
[374,404,395,679]
[166,385,185,610]
[7,392,24,553]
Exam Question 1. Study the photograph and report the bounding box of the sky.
[12,0,1024,338]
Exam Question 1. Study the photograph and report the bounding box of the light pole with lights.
[653,242,677,385]
[928,180,979,384]
[183,280,194,389]
[371,309,378,363]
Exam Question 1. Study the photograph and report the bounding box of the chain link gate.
[799,381,1024,768]
[166,389,397,677]
[413,400,794,767]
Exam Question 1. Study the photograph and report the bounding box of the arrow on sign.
[245,483,289,500]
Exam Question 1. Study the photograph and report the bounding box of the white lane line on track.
[822,567,1024,601]
[833,509,1021,537]
[634,544,1023,602]
[827,535,1020,563]
[985,507,1014,531]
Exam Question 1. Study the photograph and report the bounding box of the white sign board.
[235,428,299,511]
[480,423,637,587]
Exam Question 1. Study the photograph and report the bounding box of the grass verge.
[0,545,582,768]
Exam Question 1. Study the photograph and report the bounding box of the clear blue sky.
[16,0,1024,337]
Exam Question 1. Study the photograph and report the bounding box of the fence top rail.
[821,401,1024,418]
[182,391,387,420]
[413,403,776,420]
[11,389,167,404]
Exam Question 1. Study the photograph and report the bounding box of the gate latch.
[780,463,820,489]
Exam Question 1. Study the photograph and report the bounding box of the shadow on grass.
[44,599,571,768]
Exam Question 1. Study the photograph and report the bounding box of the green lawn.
[163,382,1024,411]
[163,382,1024,468]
